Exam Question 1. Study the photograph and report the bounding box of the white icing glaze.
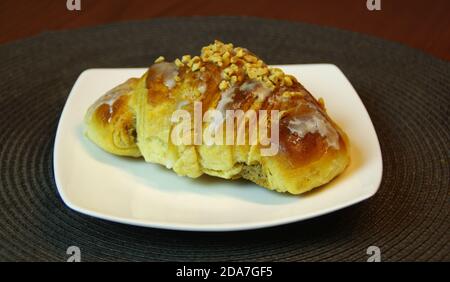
[216,86,235,114]
[198,83,207,94]
[254,86,271,102]
[88,81,133,123]
[239,81,258,92]
[287,112,340,149]
[164,78,176,89]
[209,86,236,132]
[240,81,271,102]
[150,62,178,89]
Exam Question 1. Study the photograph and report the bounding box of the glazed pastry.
[85,77,141,157]
[84,41,350,194]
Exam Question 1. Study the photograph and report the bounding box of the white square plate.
[54,64,382,231]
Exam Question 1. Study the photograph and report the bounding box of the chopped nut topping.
[219,80,230,91]
[181,55,191,63]
[171,40,296,91]
[174,58,184,67]
[235,48,245,58]
[191,62,201,72]
[154,56,165,63]
[284,76,293,86]
[244,54,257,63]
[282,91,304,98]
[222,51,231,66]
[318,97,325,108]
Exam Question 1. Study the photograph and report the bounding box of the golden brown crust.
[84,78,141,157]
[85,41,350,194]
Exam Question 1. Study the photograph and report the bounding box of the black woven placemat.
[0,17,448,262]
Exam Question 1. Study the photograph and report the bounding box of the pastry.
[84,41,350,194]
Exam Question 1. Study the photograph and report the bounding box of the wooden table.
[1,0,449,61]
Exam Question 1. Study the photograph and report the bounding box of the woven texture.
[0,17,449,262]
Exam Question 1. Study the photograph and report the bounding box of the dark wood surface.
[1,0,449,60]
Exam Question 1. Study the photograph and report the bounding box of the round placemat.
[0,17,448,262]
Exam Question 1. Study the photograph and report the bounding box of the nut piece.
[284,76,293,86]
[154,56,165,63]
[191,62,201,72]
[181,55,191,63]
[318,97,326,108]
[282,91,304,98]
[174,58,184,67]
[219,80,230,91]
[235,48,245,58]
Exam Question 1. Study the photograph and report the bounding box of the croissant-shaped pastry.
[84,41,350,194]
